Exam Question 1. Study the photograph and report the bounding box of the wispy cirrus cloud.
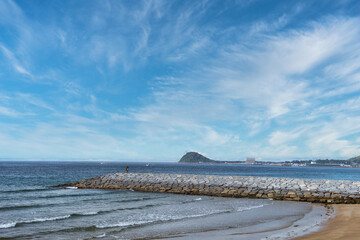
[1,0,360,160]
[305,116,360,158]
[0,44,33,77]
[136,16,359,119]
[0,106,22,117]
[125,15,360,159]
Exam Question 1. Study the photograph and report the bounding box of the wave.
[22,215,71,223]
[38,225,98,234]
[96,210,226,229]
[0,186,123,199]
[0,188,50,194]
[96,233,106,238]
[0,222,16,229]
[96,220,152,229]
[0,203,59,211]
[35,189,126,200]
[49,204,160,220]
[0,215,71,229]
[0,193,131,211]
[237,204,268,212]
[73,204,159,217]
[70,211,99,217]
[113,196,158,203]
[6,208,230,234]
[36,193,106,199]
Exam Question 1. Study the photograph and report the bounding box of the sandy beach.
[163,203,360,240]
[295,204,360,240]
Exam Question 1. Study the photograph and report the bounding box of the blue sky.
[1,0,360,161]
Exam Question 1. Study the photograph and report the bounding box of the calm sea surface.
[1,161,359,239]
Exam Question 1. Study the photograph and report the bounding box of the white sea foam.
[146,210,224,223]
[96,220,152,229]
[22,215,71,223]
[66,186,78,189]
[78,211,98,216]
[237,204,267,212]
[96,233,106,238]
[0,223,16,229]
[194,198,202,201]
[96,212,218,229]
[1,215,72,228]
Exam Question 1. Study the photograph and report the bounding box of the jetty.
[56,173,360,204]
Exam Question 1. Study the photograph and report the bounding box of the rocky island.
[179,152,217,163]
[178,152,243,164]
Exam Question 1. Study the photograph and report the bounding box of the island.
[179,152,216,163]
[178,152,244,164]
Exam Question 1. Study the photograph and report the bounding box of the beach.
[295,204,360,240]
[161,203,360,240]
[159,203,333,240]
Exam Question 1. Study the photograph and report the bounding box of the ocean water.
[0,161,357,239]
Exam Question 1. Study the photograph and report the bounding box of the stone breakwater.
[56,173,360,204]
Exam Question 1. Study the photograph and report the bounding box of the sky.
[1,0,360,162]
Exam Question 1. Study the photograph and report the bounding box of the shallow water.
[0,188,316,239]
[0,161,348,239]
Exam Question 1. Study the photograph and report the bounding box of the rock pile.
[56,173,360,204]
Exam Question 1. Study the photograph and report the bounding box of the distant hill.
[179,152,216,163]
[348,156,360,163]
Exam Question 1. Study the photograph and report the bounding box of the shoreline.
[294,204,360,240]
[148,202,334,240]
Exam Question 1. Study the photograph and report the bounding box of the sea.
[1,161,360,240]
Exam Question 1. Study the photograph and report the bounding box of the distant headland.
[178,152,360,168]
[178,152,244,164]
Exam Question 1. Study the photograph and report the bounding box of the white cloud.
[0,92,55,115]
[269,130,303,146]
[120,15,360,160]
[209,17,360,119]
[14,64,32,76]
[0,120,139,159]
[0,0,24,26]
[16,93,54,111]
[306,96,360,120]
[0,106,21,117]
[132,14,360,160]
[200,127,234,146]
[305,116,360,158]
[57,30,67,45]
[0,44,33,77]
[256,145,299,160]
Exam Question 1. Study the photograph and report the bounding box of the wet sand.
[295,204,360,240]
[160,203,332,240]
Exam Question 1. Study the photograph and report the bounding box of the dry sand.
[295,204,360,240]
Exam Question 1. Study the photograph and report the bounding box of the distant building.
[246,157,256,164]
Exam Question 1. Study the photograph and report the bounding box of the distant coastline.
[178,152,360,168]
